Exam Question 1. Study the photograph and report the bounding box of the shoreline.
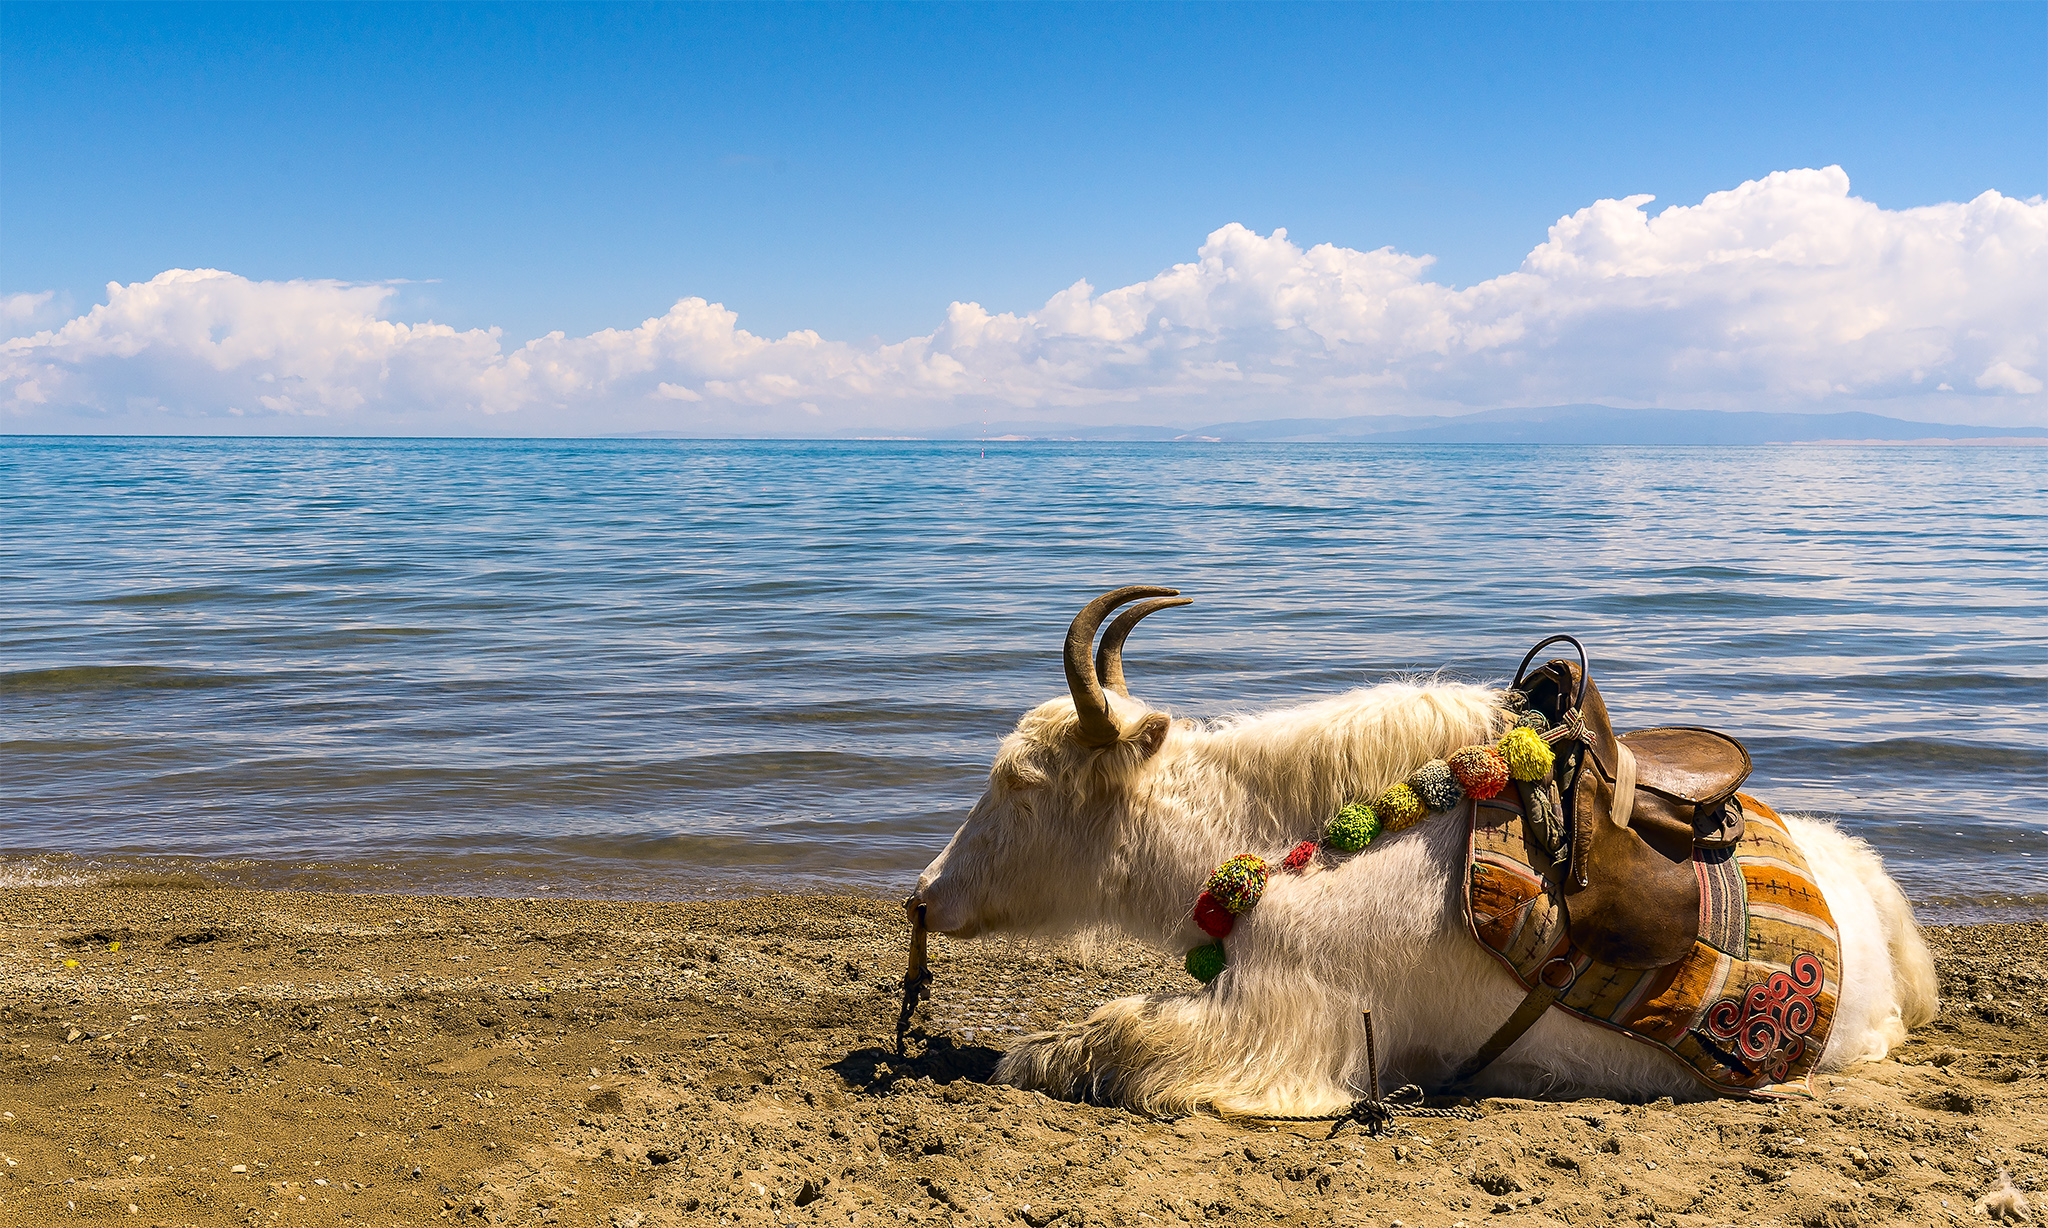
[6,855,2045,930]
[0,852,915,910]
[1,886,2041,1227]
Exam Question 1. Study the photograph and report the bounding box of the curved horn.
[1096,596,1193,697]
[1063,586,1180,746]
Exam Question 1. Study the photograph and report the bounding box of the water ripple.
[1,437,2044,919]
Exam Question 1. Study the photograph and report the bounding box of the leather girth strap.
[1448,969,1571,1089]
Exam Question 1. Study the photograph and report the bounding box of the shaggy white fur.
[914,678,1936,1116]
[1976,1167,2035,1223]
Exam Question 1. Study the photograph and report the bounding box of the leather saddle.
[1513,640,1753,970]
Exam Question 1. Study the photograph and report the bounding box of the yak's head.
[913,586,1190,938]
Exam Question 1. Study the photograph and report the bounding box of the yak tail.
[1864,854,1940,1027]
[1824,815,1940,1028]
[1787,811,1941,1062]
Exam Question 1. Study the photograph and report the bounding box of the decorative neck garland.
[1182,711,1557,983]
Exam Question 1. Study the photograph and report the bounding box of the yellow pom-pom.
[1498,726,1554,781]
[1372,782,1428,831]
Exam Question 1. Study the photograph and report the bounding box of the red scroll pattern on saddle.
[1703,951,1823,1082]
[1465,793,1841,1099]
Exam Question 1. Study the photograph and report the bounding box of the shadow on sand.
[829,1034,1006,1095]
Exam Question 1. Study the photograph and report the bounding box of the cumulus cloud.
[5,167,2043,433]
[2,290,58,329]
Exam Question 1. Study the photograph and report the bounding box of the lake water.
[3,437,2043,921]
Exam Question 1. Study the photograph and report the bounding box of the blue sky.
[7,1,2042,343]
[3,2,2044,434]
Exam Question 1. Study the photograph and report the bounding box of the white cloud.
[2,290,57,329]
[5,167,2044,433]
[1976,361,2043,396]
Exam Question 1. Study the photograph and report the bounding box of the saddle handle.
[1512,634,1589,709]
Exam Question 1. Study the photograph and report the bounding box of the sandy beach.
[0,886,2040,1228]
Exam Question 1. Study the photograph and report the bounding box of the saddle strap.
[1570,725,1636,846]
[1448,959,1575,1089]
[1560,708,1635,887]
[1458,789,1580,1089]
[1612,741,1637,830]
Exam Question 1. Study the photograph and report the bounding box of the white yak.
[912,588,1939,1115]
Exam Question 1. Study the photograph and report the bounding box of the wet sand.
[0,886,2041,1227]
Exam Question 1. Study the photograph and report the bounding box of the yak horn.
[1063,586,1180,747]
[1096,596,1193,697]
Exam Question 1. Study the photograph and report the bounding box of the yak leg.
[995,983,1362,1119]
[994,992,1193,1113]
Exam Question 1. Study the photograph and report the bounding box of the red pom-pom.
[1280,840,1317,873]
[1448,745,1511,801]
[1193,890,1235,938]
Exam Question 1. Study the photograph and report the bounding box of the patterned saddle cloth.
[1465,791,1841,1098]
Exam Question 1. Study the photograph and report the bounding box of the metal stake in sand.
[1330,1008,1394,1137]
[1362,1008,1382,1106]
[896,898,931,1056]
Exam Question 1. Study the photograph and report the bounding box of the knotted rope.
[1240,1010,1482,1137]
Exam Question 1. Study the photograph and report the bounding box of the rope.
[1243,1083,1481,1136]
[895,900,931,1056]
[1239,1010,1482,1137]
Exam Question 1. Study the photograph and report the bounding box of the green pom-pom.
[1410,758,1463,812]
[1325,802,1380,852]
[1184,941,1226,983]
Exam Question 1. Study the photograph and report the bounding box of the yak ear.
[997,760,1045,791]
[1129,712,1171,761]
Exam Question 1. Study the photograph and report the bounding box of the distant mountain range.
[905,406,2048,444]
[609,405,2047,445]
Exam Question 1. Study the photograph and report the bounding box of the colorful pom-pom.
[1515,710,1551,733]
[1184,941,1226,983]
[1281,840,1317,873]
[1373,782,1428,831]
[1324,803,1380,852]
[1448,744,1511,800]
[1499,726,1555,781]
[1206,854,1269,914]
[1411,759,1463,812]
[1192,889,1235,938]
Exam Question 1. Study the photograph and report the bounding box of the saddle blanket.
[1465,793,1840,1098]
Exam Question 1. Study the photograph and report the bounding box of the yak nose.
[910,870,960,935]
